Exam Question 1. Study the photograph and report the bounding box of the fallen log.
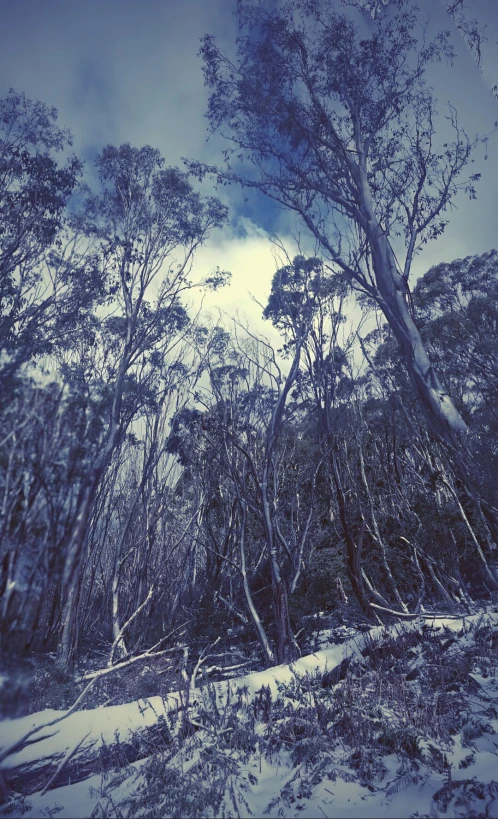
[4,613,495,801]
[2,711,175,796]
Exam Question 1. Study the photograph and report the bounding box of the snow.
[0,621,367,773]
[0,694,178,771]
[7,760,149,819]
[2,611,498,819]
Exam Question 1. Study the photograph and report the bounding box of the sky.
[1,0,497,340]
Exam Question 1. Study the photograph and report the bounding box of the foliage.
[1,72,498,725]
[92,616,498,818]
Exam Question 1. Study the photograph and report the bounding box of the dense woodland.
[1,0,498,712]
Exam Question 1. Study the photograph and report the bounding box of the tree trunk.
[56,465,109,673]
[261,462,292,665]
[239,500,275,666]
[369,227,467,441]
[330,462,374,620]
[57,571,83,675]
[367,220,498,572]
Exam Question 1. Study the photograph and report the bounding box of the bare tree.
[55,144,227,672]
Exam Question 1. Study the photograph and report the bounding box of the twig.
[109,584,155,666]
[190,637,221,690]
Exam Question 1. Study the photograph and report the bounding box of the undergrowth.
[21,615,498,818]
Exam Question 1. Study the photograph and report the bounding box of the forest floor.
[1,610,498,818]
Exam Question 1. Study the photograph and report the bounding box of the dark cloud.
[0,0,235,161]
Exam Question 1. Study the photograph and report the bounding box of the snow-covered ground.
[2,612,498,818]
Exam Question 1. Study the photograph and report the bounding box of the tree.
[55,144,227,672]
[170,303,320,665]
[413,250,498,553]
[193,0,485,446]
[414,250,498,422]
[193,0,498,583]
[0,378,99,653]
[0,90,87,388]
[263,254,380,617]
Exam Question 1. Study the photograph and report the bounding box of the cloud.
[1,0,497,316]
[191,218,286,346]
[0,0,236,168]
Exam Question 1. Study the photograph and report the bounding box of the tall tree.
[0,90,86,388]
[193,0,498,580]
[193,0,482,446]
[55,144,227,672]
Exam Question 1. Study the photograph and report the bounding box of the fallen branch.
[40,731,92,795]
[370,603,463,620]
[203,660,256,675]
[82,644,186,681]
[104,619,191,669]
[369,602,421,620]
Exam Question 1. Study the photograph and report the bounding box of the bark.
[331,458,373,619]
[238,500,275,666]
[365,212,467,443]
[56,573,82,676]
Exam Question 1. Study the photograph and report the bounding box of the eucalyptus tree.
[172,300,318,665]
[360,258,498,598]
[412,251,498,573]
[414,250,498,425]
[193,0,498,583]
[55,144,227,672]
[369,250,498,587]
[166,330,276,664]
[193,0,486,449]
[263,255,376,614]
[0,91,110,655]
[0,378,99,653]
[0,90,94,389]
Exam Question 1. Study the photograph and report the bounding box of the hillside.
[2,612,498,818]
